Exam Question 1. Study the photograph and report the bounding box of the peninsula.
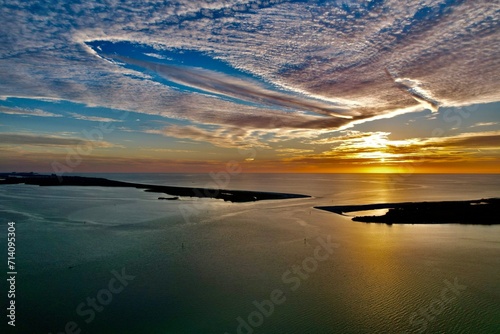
[315,198,500,225]
[0,173,310,203]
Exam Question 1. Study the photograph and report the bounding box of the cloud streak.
[0,133,115,148]
[292,131,500,165]
[111,55,353,119]
[68,112,123,123]
[0,106,62,117]
[146,125,271,149]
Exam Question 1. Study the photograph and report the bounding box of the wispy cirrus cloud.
[112,55,353,119]
[1,0,498,132]
[0,106,61,117]
[469,122,499,129]
[0,133,116,148]
[307,131,386,145]
[0,147,232,173]
[275,148,315,157]
[140,148,196,154]
[291,131,500,165]
[146,125,271,149]
[68,112,123,123]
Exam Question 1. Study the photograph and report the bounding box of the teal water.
[0,174,499,333]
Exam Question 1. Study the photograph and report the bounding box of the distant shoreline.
[0,173,310,203]
[315,198,500,225]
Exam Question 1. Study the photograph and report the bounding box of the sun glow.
[360,165,401,173]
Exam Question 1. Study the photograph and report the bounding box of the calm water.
[0,174,499,333]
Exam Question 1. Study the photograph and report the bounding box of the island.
[0,173,310,203]
[158,196,179,201]
[315,198,500,225]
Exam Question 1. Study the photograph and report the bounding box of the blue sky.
[1,0,499,173]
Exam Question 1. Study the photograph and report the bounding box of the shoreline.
[0,173,311,203]
[315,198,500,225]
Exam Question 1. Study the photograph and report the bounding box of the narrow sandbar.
[0,173,310,203]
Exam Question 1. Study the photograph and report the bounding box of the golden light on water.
[360,166,401,174]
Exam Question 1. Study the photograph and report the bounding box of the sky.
[0,0,499,173]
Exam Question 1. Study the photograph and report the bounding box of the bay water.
[0,174,499,333]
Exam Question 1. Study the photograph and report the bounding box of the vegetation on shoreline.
[0,173,310,203]
[316,198,500,225]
